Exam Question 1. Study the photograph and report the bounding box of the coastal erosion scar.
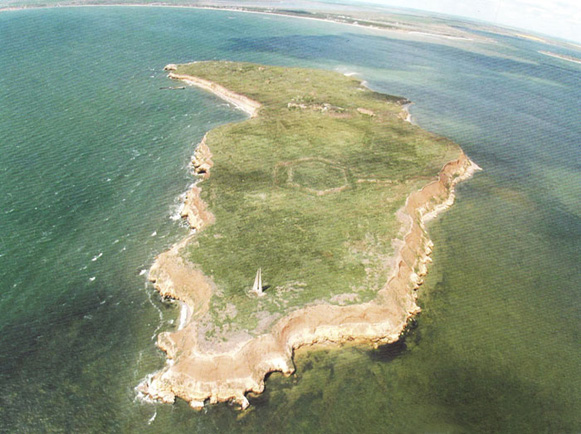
[139,65,481,410]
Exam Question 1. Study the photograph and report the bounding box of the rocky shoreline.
[139,70,480,410]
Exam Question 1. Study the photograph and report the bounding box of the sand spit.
[140,73,480,410]
[165,68,261,118]
[539,50,581,65]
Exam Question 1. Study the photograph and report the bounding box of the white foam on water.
[146,284,165,341]
[134,373,157,405]
[169,201,185,221]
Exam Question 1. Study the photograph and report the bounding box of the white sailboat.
[251,268,264,296]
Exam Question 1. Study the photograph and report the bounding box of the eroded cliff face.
[178,135,215,230]
[190,134,213,179]
[140,127,480,409]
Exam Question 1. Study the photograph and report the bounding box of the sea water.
[0,6,579,432]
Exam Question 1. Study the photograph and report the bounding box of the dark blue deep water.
[0,6,579,432]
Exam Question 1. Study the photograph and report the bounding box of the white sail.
[252,268,264,296]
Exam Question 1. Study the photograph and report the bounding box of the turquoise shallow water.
[0,7,579,432]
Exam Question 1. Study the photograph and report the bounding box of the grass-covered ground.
[176,61,460,335]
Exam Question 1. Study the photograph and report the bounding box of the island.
[139,61,480,410]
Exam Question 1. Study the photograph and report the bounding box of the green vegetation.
[289,159,348,193]
[177,61,460,335]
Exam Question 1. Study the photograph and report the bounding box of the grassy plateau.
[173,61,461,336]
